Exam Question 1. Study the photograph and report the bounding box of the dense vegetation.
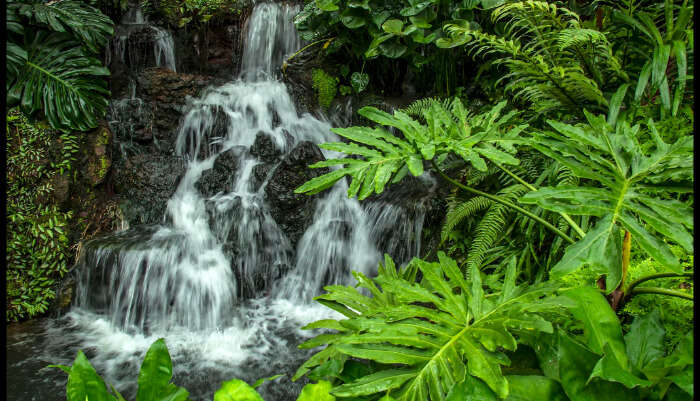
[287,1,694,400]
[4,0,693,400]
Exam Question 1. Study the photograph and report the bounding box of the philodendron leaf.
[505,375,568,401]
[382,19,404,34]
[214,379,265,401]
[66,351,111,401]
[296,253,561,401]
[557,331,637,401]
[445,374,497,401]
[561,287,627,365]
[587,344,652,389]
[135,339,188,401]
[547,214,622,291]
[350,72,369,93]
[624,309,665,372]
[297,380,335,401]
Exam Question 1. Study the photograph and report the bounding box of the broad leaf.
[7,31,110,132]
[214,379,265,401]
[296,253,562,400]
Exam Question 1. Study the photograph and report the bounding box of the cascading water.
[14,4,434,401]
[106,2,177,73]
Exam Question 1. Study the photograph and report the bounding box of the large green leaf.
[556,331,638,401]
[297,380,336,401]
[295,100,523,201]
[522,112,693,285]
[66,351,111,401]
[7,31,110,132]
[214,379,265,401]
[295,253,563,400]
[9,0,113,53]
[561,287,626,363]
[624,309,666,373]
[136,338,180,401]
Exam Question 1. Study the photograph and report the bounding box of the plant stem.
[282,38,335,73]
[430,160,575,244]
[628,287,693,301]
[493,163,586,239]
[626,272,694,294]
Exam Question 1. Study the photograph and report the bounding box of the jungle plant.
[312,68,340,110]
[6,110,79,322]
[605,0,694,118]
[293,0,504,94]
[53,338,335,401]
[438,1,628,116]
[292,253,570,400]
[520,105,693,300]
[6,0,114,132]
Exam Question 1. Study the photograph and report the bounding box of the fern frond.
[466,185,528,272]
[441,196,491,242]
[400,97,456,119]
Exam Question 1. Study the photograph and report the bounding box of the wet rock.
[250,131,283,163]
[112,154,186,224]
[265,141,329,246]
[196,147,242,197]
[51,173,71,206]
[133,68,226,153]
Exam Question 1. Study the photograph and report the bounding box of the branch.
[625,272,694,294]
[493,162,587,239]
[627,287,693,301]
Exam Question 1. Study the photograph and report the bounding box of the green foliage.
[606,0,694,118]
[55,339,333,401]
[6,0,113,132]
[520,111,693,290]
[542,289,694,401]
[295,99,523,200]
[156,0,250,28]
[293,253,567,400]
[293,0,496,94]
[6,110,78,322]
[440,1,627,116]
[312,68,339,110]
[622,247,693,352]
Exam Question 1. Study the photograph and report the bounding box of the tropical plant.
[292,253,569,400]
[6,110,78,322]
[293,0,504,94]
[439,1,628,116]
[605,0,694,117]
[6,0,114,132]
[520,106,693,297]
[53,338,334,401]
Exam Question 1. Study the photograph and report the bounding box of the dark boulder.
[265,141,329,247]
[249,131,283,163]
[112,154,186,224]
[196,147,243,197]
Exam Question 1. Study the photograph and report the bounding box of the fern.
[466,185,529,272]
[441,195,490,242]
[440,1,626,116]
[293,253,565,400]
[400,97,456,119]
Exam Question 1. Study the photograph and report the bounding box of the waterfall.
[47,3,433,400]
[106,3,177,72]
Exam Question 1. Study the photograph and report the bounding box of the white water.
[50,3,431,400]
[106,3,177,72]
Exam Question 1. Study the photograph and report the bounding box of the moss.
[311,68,338,110]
